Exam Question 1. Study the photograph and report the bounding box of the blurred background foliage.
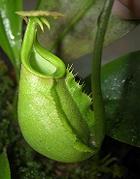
[28,0,136,62]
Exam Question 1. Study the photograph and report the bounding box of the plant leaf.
[83,51,140,147]
[101,51,140,147]
[0,151,11,179]
[0,0,22,69]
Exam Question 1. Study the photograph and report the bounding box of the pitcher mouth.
[23,43,66,79]
[21,17,66,79]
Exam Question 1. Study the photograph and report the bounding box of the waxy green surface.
[85,51,140,147]
[102,51,140,147]
[0,0,22,70]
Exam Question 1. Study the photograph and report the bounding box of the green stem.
[50,0,96,51]
[91,0,114,147]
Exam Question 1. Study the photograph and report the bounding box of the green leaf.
[84,51,140,147]
[101,51,140,147]
[0,151,11,179]
[0,0,22,70]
